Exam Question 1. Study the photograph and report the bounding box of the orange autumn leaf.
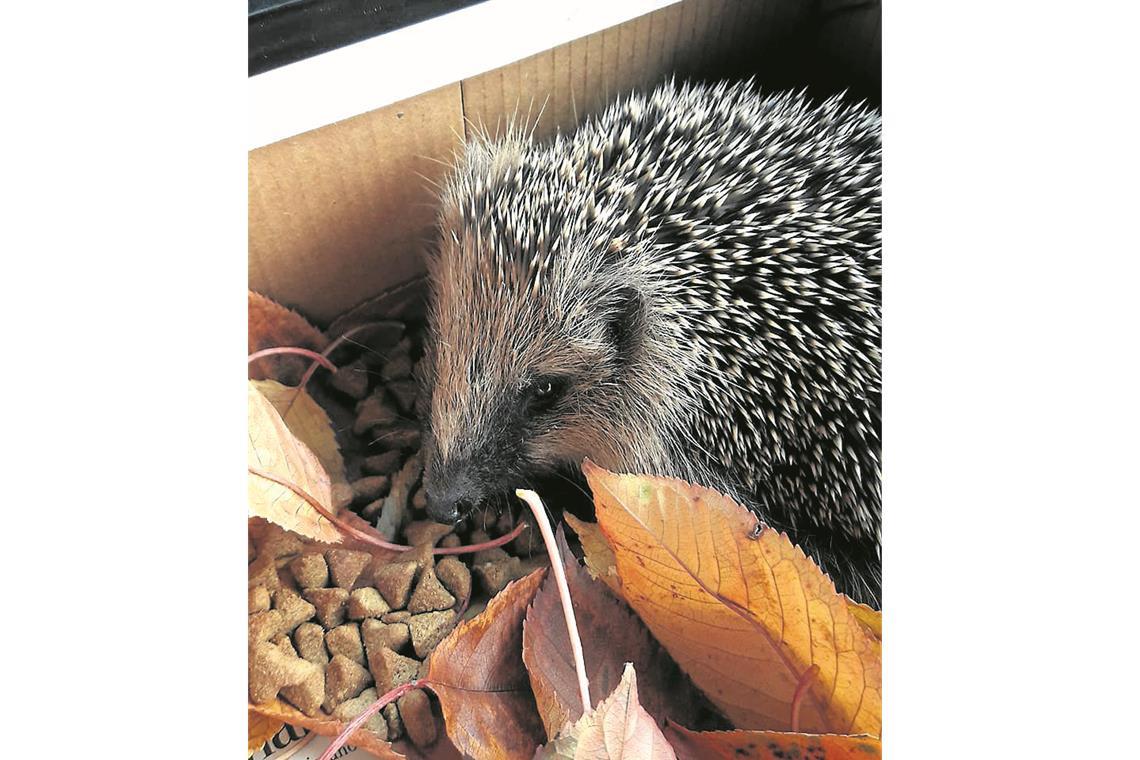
[535,664,676,759]
[248,290,328,384]
[583,461,881,736]
[426,569,548,760]
[845,598,883,641]
[248,709,284,755]
[252,378,347,486]
[248,382,341,543]
[569,513,880,646]
[665,723,881,760]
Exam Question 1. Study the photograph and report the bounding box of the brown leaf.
[583,462,881,736]
[523,527,703,739]
[248,382,341,543]
[535,664,676,759]
[248,290,328,384]
[426,569,548,760]
[249,697,405,759]
[665,723,881,760]
[253,379,347,486]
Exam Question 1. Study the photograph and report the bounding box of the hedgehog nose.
[424,464,479,525]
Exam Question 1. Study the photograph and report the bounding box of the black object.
[250,0,489,76]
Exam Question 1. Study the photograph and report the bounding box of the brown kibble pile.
[249,319,550,749]
[248,522,460,748]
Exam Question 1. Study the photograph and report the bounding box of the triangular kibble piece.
[408,610,458,659]
[408,566,456,614]
[250,611,287,645]
[333,688,389,740]
[403,520,454,548]
[303,587,349,629]
[348,587,391,619]
[324,654,372,712]
[369,647,421,693]
[434,557,471,602]
[362,618,411,655]
[293,622,329,666]
[273,588,316,632]
[373,561,418,609]
[250,642,320,708]
[325,623,365,665]
[326,549,372,589]
[289,553,329,589]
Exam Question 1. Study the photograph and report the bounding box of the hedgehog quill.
[418,81,882,605]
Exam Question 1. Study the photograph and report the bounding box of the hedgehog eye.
[525,376,567,415]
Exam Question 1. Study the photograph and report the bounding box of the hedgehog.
[417,80,882,605]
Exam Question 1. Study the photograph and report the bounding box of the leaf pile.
[246,291,881,759]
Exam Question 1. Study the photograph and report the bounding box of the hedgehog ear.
[606,287,643,365]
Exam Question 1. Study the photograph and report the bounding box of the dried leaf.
[524,528,702,739]
[564,513,621,595]
[249,697,405,759]
[583,461,881,736]
[253,378,347,485]
[248,290,328,384]
[535,664,676,759]
[426,569,548,759]
[845,598,882,641]
[248,382,341,543]
[665,723,881,760]
[247,708,283,755]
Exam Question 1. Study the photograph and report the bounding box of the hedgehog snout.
[423,458,484,525]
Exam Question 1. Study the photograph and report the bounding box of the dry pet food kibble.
[408,610,458,659]
[249,585,271,614]
[333,688,388,739]
[398,688,438,748]
[474,556,527,596]
[362,618,410,654]
[325,623,366,665]
[361,451,402,476]
[289,553,329,589]
[303,587,349,628]
[373,561,417,609]
[323,654,372,711]
[274,587,317,631]
[352,475,390,502]
[369,646,421,693]
[325,549,372,589]
[403,520,453,548]
[294,622,329,666]
[347,586,390,619]
[407,565,456,614]
[330,359,370,399]
[435,557,472,602]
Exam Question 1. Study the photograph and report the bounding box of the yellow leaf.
[252,379,347,485]
[583,461,881,736]
[845,597,882,641]
[665,723,881,759]
[564,513,622,595]
[248,382,341,543]
[247,709,283,755]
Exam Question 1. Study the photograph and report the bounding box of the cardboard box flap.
[249,0,877,325]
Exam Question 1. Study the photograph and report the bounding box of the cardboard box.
[249,0,879,325]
